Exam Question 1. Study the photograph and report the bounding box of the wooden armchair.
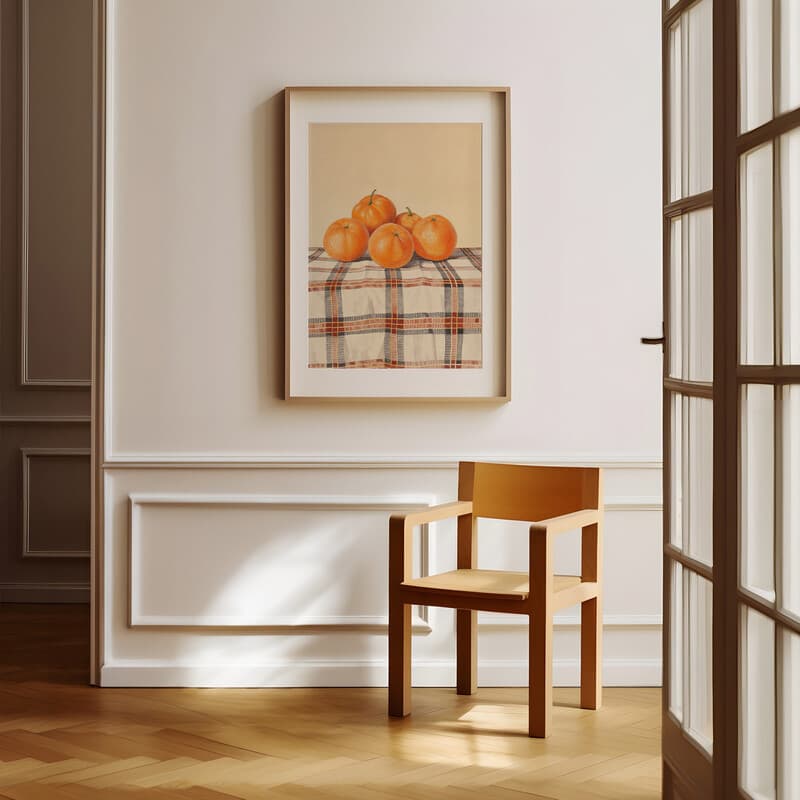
[388,461,603,738]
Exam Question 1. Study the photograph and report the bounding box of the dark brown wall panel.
[0,0,91,603]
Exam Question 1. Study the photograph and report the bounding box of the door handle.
[641,322,665,348]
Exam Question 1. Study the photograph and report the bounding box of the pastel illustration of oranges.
[321,191,459,267]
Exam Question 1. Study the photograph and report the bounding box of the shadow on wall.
[251,92,286,404]
[141,509,420,686]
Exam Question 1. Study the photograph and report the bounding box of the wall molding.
[474,658,662,688]
[100,657,662,688]
[92,0,109,687]
[21,447,91,558]
[480,613,662,628]
[0,415,91,424]
[19,0,91,388]
[0,582,89,603]
[604,496,662,511]
[475,497,662,628]
[128,492,437,511]
[104,455,663,470]
[128,493,434,631]
[127,615,432,632]
[125,491,659,632]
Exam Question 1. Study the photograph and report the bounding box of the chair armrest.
[528,509,604,595]
[529,508,601,538]
[390,501,473,532]
[389,501,473,585]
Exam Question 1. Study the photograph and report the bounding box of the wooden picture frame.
[284,86,510,401]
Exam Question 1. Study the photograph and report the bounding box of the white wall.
[102,0,663,687]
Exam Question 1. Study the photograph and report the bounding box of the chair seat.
[401,569,582,601]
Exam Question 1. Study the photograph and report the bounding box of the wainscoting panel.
[23,448,91,557]
[128,493,432,630]
[475,506,662,627]
[101,463,662,687]
[0,427,90,600]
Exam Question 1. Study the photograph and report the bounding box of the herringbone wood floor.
[0,605,660,799]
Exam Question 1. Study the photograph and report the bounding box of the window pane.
[740,606,776,800]
[686,571,712,752]
[782,129,800,364]
[783,385,800,619]
[669,210,713,381]
[742,384,776,602]
[687,209,713,381]
[671,394,684,550]
[669,21,683,202]
[686,0,712,196]
[779,628,800,800]
[740,0,774,132]
[741,144,775,365]
[778,0,800,115]
[670,218,683,379]
[669,561,684,722]
[671,395,713,565]
[687,398,713,566]
[669,2,712,202]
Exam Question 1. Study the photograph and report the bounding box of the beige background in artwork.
[308,123,482,247]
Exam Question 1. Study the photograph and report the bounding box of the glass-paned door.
[737,0,800,796]
[662,0,716,796]
[662,1,800,797]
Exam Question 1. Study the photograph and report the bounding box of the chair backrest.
[457,461,601,522]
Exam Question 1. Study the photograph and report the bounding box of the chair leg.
[580,596,602,710]
[528,609,552,737]
[388,599,411,717]
[456,609,477,695]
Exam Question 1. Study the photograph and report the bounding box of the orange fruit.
[352,189,397,233]
[412,214,457,261]
[368,223,414,269]
[322,217,369,262]
[395,206,422,233]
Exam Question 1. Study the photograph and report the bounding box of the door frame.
[89,0,107,687]
[711,0,738,797]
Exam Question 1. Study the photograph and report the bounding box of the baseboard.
[476,658,662,687]
[0,582,90,603]
[101,658,662,688]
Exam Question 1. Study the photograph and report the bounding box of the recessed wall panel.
[129,496,431,627]
[22,0,92,384]
[23,450,90,556]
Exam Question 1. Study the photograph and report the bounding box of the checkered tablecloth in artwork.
[308,248,482,369]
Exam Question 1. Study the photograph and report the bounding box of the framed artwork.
[285,86,510,400]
